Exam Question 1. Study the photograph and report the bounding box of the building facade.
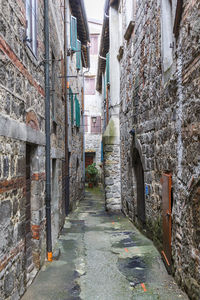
[97,0,200,299]
[97,0,122,211]
[84,18,102,174]
[0,0,89,299]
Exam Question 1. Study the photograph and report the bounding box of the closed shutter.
[101,141,103,162]
[70,16,77,51]
[76,40,82,70]
[103,75,106,99]
[75,96,80,127]
[70,88,74,125]
[106,53,110,85]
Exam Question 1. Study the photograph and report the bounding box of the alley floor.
[22,188,188,300]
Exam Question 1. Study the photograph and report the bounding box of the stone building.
[97,0,200,299]
[84,18,103,174]
[97,0,122,211]
[0,0,89,299]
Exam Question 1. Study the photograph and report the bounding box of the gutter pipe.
[44,0,52,261]
[64,0,70,215]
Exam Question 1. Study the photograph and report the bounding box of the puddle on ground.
[117,256,147,284]
[112,235,136,248]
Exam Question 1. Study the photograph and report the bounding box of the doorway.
[133,148,145,224]
[25,144,34,278]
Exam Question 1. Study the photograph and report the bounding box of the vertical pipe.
[64,0,69,215]
[82,62,90,182]
[44,0,52,261]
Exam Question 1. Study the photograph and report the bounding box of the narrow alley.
[22,188,188,300]
[0,0,200,299]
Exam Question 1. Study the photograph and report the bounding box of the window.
[91,116,101,134]
[85,77,95,95]
[90,35,98,55]
[26,0,37,56]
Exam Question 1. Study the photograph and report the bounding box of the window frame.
[90,34,99,55]
[85,77,96,95]
[91,116,101,134]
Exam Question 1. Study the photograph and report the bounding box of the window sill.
[124,21,135,41]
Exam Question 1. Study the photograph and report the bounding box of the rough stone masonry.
[0,0,86,299]
[119,0,200,299]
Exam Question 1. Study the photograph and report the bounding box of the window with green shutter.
[103,74,106,100]
[69,88,74,125]
[75,96,80,127]
[76,40,82,70]
[106,52,110,85]
[70,16,77,51]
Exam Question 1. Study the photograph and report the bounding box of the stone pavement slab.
[22,188,189,300]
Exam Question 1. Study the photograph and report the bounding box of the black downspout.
[44,0,52,261]
[64,0,69,215]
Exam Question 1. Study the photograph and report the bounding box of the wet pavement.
[22,187,188,300]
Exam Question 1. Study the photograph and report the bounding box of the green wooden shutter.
[75,96,80,127]
[106,52,110,85]
[103,74,106,99]
[70,88,74,125]
[70,16,77,51]
[76,40,82,70]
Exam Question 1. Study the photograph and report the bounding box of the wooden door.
[85,154,94,169]
[161,173,172,270]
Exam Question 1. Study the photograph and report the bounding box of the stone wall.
[119,0,200,299]
[0,0,69,298]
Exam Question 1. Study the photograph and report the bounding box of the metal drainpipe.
[44,0,52,262]
[64,0,69,215]
[82,63,90,181]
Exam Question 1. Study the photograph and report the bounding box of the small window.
[85,77,95,95]
[26,0,37,56]
[91,116,101,134]
[90,35,99,55]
